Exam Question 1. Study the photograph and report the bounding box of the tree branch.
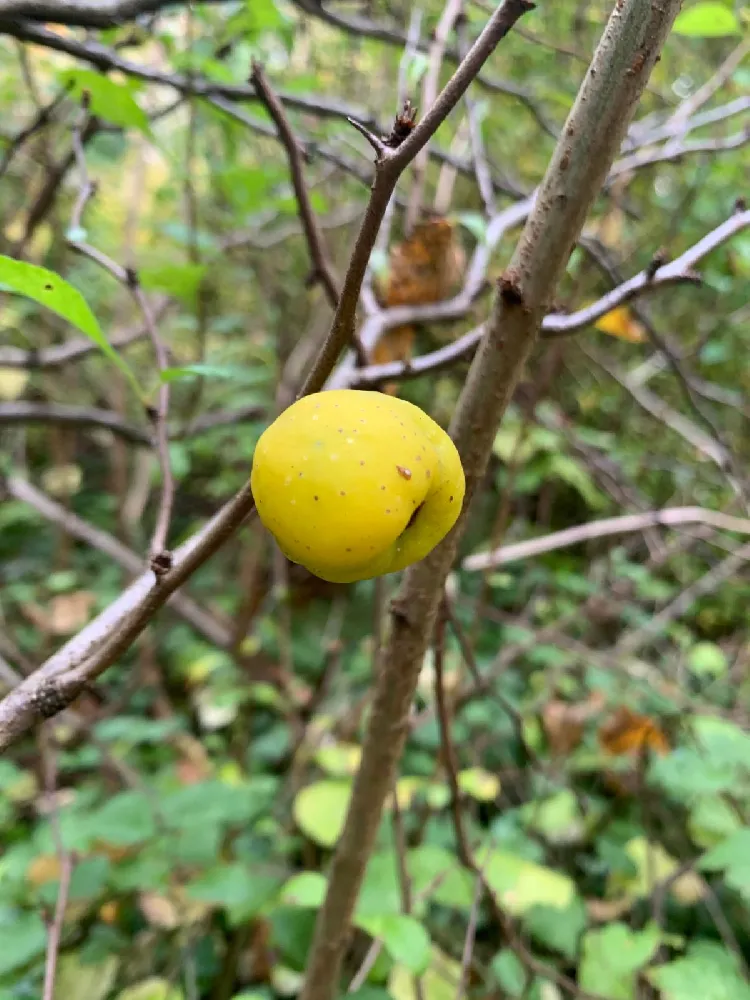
[462,506,750,572]
[250,61,341,311]
[341,209,750,388]
[0,0,232,28]
[4,476,233,648]
[297,3,682,1000]
[0,401,152,444]
[0,299,169,369]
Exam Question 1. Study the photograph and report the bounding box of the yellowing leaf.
[475,846,576,915]
[41,463,83,497]
[0,367,29,400]
[293,779,352,847]
[389,946,461,1000]
[314,741,362,776]
[594,306,646,343]
[457,767,500,802]
[53,953,120,1000]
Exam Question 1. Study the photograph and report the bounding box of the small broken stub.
[396,465,412,480]
[498,271,524,306]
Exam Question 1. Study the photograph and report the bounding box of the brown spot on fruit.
[396,465,412,480]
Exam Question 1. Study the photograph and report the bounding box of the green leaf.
[162,778,276,830]
[293,779,352,848]
[549,453,607,509]
[58,69,152,135]
[687,641,728,678]
[83,791,157,847]
[139,264,207,306]
[475,846,576,915]
[94,716,183,745]
[673,2,741,36]
[185,864,280,924]
[688,795,742,849]
[355,852,404,919]
[407,844,475,910]
[521,790,585,844]
[389,947,460,1000]
[457,766,500,801]
[113,979,184,1000]
[522,898,587,960]
[280,871,327,908]
[701,828,750,872]
[646,941,750,999]
[580,922,661,999]
[0,910,47,976]
[700,829,750,900]
[53,953,120,1000]
[0,255,142,400]
[357,914,431,974]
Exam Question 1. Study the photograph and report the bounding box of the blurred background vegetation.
[0,0,749,998]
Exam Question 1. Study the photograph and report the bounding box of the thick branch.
[298,4,682,1000]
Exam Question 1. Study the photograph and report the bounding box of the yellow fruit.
[251,390,465,583]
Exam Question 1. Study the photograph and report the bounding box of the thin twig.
[615,541,750,655]
[457,18,496,215]
[456,875,483,1000]
[67,99,175,566]
[250,61,341,311]
[5,476,232,647]
[433,601,472,865]
[40,727,74,1000]
[406,0,465,232]
[132,283,174,565]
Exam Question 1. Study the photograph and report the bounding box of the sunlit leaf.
[58,68,152,136]
[0,256,142,399]
[293,779,352,848]
[580,922,661,999]
[673,2,740,36]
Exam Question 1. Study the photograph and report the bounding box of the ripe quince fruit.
[251,390,465,583]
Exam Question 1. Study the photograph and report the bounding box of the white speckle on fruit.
[346,437,355,444]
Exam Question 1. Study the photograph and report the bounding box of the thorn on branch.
[735,196,747,213]
[347,116,388,159]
